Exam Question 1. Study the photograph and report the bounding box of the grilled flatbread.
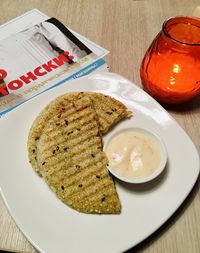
[28,92,132,175]
[36,96,121,214]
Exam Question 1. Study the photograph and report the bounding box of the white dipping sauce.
[105,130,161,180]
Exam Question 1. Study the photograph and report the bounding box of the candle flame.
[173,64,180,74]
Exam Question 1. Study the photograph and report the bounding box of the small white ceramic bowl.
[104,127,167,184]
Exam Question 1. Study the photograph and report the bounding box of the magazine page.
[0,10,109,116]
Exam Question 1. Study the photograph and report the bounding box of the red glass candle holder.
[140,16,200,104]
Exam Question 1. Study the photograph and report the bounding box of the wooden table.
[0,1,200,252]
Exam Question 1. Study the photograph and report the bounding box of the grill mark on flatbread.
[46,155,107,189]
[41,124,97,157]
[44,154,109,197]
[28,94,88,164]
[57,173,112,199]
[55,165,107,188]
[62,178,113,202]
[62,181,115,211]
[45,110,93,136]
[42,117,97,150]
[47,169,109,200]
[85,93,129,133]
[52,105,92,126]
[73,182,115,204]
[42,146,104,178]
[39,125,100,161]
[98,107,126,125]
[42,135,100,167]
[40,106,98,155]
[67,168,109,193]
[45,155,106,181]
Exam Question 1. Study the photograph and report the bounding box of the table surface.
[0,0,200,252]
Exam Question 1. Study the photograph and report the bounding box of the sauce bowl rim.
[104,127,168,184]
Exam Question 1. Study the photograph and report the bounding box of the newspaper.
[0,9,109,116]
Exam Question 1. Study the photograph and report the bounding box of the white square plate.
[0,72,199,253]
